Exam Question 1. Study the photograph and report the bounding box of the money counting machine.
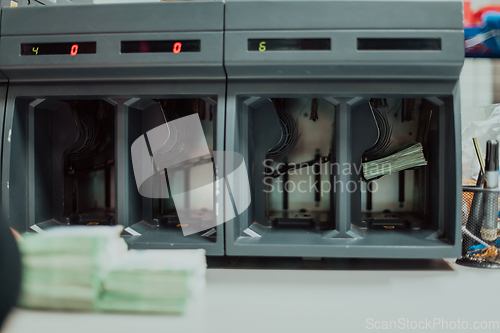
[1,0,464,259]
[0,2,226,255]
[224,0,464,258]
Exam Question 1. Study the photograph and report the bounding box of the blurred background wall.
[462,0,500,127]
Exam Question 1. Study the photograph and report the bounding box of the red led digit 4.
[70,44,79,56]
[173,42,182,53]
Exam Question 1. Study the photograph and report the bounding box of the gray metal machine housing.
[0,0,464,259]
[0,2,226,255]
[224,0,464,258]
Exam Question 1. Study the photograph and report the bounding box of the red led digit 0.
[173,42,182,54]
[70,44,79,56]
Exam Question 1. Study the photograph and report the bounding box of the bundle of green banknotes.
[17,226,206,314]
[362,142,427,180]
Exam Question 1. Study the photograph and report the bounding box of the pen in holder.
[457,186,500,268]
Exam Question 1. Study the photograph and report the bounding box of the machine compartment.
[264,98,335,230]
[355,98,446,241]
[4,96,218,245]
[123,97,218,245]
[5,98,116,229]
[226,93,459,257]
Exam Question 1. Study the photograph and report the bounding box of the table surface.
[3,259,500,333]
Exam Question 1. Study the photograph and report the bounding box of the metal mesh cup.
[456,186,500,268]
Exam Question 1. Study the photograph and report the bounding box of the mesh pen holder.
[457,186,500,268]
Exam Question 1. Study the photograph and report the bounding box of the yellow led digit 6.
[259,41,266,52]
[32,47,39,55]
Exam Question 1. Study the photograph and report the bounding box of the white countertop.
[3,259,500,333]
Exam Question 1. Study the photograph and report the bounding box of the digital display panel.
[21,42,97,56]
[357,38,442,51]
[121,40,201,54]
[248,39,331,52]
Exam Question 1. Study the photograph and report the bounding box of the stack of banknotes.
[363,142,427,180]
[17,226,206,314]
[98,249,207,314]
[18,226,127,311]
